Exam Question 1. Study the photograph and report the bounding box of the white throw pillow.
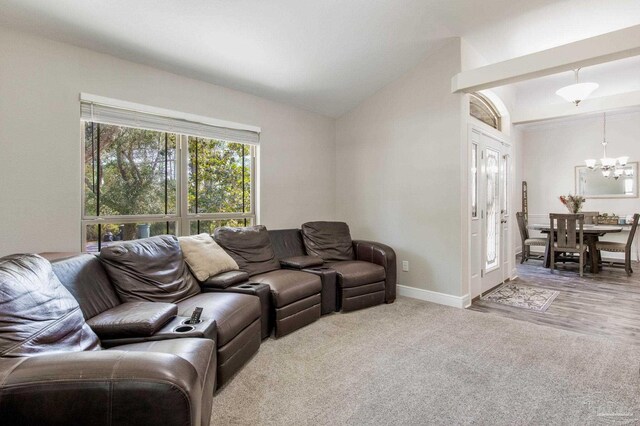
[178,233,239,281]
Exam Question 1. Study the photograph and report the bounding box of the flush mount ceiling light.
[556,68,599,106]
[585,112,632,179]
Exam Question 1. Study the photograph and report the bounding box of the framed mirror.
[575,162,638,198]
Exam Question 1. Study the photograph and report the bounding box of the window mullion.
[242,144,246,214]
[165,133,169,234]
[178,134,190,236]
[96,123,101,251]
[251,145,257,220]
[186,212,255,220]
[96,122,101,217]
[164,133,168,216]
[83,215,179,223]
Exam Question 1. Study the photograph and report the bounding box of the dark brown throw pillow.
[99,235,200,303]
[0,254,100,357]
[213,225,281,277]
[301,221,355,261]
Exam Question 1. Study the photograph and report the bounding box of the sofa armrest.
[201,283,273,340]
[200,270,250,289]
[279,255,324,269]
[301,267,338,314]
[86,301,178,339]
[352,240,397,303]
[0,350,202,426]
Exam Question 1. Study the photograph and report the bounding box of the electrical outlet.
[402,261,409,272]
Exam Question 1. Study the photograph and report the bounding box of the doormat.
[481,283,559,312]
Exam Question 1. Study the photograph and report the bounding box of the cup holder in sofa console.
[174,325,195,333]
[238,284,253,289]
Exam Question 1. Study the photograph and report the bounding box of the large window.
[81,97,258,252]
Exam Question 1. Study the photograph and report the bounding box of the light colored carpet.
[212,297,640,425]
[482,283,559,312]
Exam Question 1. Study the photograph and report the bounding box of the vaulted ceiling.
[0,0,639,117]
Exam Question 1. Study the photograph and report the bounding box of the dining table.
[527,223,623,273]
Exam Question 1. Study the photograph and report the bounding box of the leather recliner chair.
[0,253,216,426]
[271,222,397,312]
[268,228,338,315]
[214,225,322,337]
[302,221,397,311]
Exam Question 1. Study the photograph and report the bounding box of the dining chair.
[516,212,546,263]
[550,213,586,277]
[595,213,639,276]
[581,211,599,225]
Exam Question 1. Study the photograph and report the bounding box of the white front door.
[469,126,511,297]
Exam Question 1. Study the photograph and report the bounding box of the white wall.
[513,125,524,256]
[521,109,640,216]
[335,38,465,298]
[520,109,640,255]
[0,27,336,256]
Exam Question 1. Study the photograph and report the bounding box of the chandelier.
[556,68,599,106]
[585,112,632,179]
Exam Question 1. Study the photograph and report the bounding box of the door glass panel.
[471,144,478,218]
[501,154,509,213]
[486,148,500,270]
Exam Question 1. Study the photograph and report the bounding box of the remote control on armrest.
[186,307,203,324]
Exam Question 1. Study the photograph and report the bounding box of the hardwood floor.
[469,256,640,346]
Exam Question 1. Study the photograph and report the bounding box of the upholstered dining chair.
[516,212,546,263]
[596,213,639,276]
[550,213,586,277]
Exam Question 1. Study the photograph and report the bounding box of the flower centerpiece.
[559,194,586,214]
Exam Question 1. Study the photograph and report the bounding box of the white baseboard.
[398,285,470,308]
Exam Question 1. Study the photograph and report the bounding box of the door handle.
[501,219,507,224]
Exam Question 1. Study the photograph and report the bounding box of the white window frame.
[80,98,258,251]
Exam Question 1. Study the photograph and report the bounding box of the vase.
[563,204,581,214]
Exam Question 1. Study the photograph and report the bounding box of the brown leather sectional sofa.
[0,221,396,425]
